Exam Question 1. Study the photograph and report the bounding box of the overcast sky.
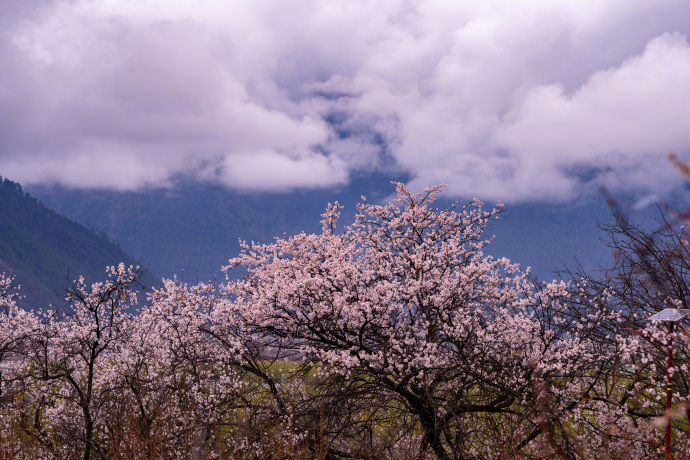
[2,0,690,203]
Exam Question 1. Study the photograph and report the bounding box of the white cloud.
[218,150,348,191]
[494,32,690,200]
[1,0,690,201]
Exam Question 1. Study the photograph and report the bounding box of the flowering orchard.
[1,183,689,459]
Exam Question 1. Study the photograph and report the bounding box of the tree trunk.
[83,415,93,460]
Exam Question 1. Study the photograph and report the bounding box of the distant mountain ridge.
[26,176,653,284]
[28,178,390,282]
[0,178,157,309]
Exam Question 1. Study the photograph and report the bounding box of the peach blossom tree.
[217,183,624,458]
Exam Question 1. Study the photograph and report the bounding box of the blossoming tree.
[219,183,620,458]
[16,264,143,460]
[4,182,684,458]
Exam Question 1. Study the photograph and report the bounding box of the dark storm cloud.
[1,0,690,202]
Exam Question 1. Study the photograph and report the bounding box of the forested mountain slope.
[28,175,398,282]
[0,178,157,309]
[27,176,644,283]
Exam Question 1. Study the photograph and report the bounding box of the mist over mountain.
[27,176,662,284]
[0,178,157,309]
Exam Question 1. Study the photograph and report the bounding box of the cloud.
[493,32,690,200]
[1,0,690,201]
[217,151,348,191]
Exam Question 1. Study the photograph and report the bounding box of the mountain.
[0,178,158,309]
[26,175,661,284]
[28,174,397,283]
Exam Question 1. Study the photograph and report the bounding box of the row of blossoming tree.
[0,182,689,459]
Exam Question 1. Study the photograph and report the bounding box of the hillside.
[28,174,400,282]
[0,178,158,309]
[26,176,648,283]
